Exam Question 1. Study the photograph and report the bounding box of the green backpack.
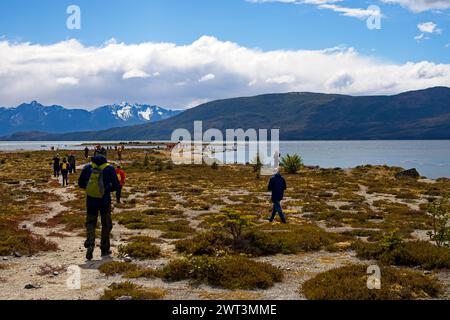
[86,162,109,199]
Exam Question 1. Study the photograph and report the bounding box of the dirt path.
[0,176,114,300]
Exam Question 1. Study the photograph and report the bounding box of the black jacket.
[268,173,287,202]
[78,156,120,205]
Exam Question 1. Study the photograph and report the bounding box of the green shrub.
[118,237,161,259]
[210,209,257,247]
[280,154,303,174]
[354,240,450,270]
[243,224,349,255]
[98,261,158,279]
[100,282,165,300]
[0,222,58,255]
[160,255,283,290]
[175,232,232,255]
[427,195,450,247]
[302,265,442,300]
[98,261,139,277]
[176,224,348,256]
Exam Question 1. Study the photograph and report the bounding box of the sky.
[0,0,449,109]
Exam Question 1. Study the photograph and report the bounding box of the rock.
[24,284,40,290]
[424,270,432,275]
[395,168,420,179]
[53,271,59,276]
[22,224,27,229]
[333,241,353,250]
[14,252,22,258]
[123,257,133,263]
[116,296,133,301]
[2,257,8,261]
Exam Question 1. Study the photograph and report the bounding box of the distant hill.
[0,101,182,136]
[2,87,450,141]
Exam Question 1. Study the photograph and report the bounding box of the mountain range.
[2,87,450,141]
[0,101,182,136]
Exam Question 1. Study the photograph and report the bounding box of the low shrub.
[354,240,450,270]
[302,264,442,300]
[160,255,283,290]
[98,261,158,279]
[176,224,349,256]
[118,236,161,259]
[100,282,166,300]
[175,232,232,255]
[98,261,139,277]
[0,222,58,256]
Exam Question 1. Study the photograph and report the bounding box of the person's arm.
[283,178,287,190]
[107,166,121,192]
[121,171,126,185]
[78,165,91,189]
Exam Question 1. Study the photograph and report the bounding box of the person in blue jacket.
[267,169,287,224]
[78,149,120,260]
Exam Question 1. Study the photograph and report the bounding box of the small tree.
[427,195,450,248]
[143,153,149,167]
[210,209,257,247]
[251,154,263,173]
[280,154,303,174]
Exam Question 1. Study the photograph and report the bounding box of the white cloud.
[0,36,449,109]
[418,22,442,34]
[318,4,381,19]
[381,0,450,12]
[247,0,380,19]
[56,77,79,86]
[122,69,151,80]
[415,22,442,42]
[199,73,216,82]
[266,75,296,84]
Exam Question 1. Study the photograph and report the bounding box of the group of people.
[52,153,77,187]
[53,143,287,261]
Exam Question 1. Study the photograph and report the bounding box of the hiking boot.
[101,250,112,257]
[266,217,274,222]
[86,246,94,261]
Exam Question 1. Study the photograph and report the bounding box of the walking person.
[267,169,287,224]
[84,146,89,160]
[52,154,61,178]
[60,158,70,187]
[78,149,120,261]
[117,145,123,161]
[115,165,126,203]
[68,153,76,174]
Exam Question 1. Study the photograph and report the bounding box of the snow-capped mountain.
[0,101,182,136]
[105,102,178,122]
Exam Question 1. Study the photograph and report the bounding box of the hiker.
[60,158,70,187]
[94,145,107,158]
[267,169,287,223]
[84,147,89,159]
[78,149,120,260]
[52,154,61,178]
[117,145,123,161]
[115,165,126,203]
[68,153,76,174]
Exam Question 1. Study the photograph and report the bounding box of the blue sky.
[1,0,448,63]
[0,0,449,108]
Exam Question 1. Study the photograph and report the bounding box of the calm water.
[1,140,449,179]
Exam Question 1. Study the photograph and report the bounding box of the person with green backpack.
[78,149,120,261]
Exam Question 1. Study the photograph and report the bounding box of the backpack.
[86,163,109,199]
[61,163,68,171]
